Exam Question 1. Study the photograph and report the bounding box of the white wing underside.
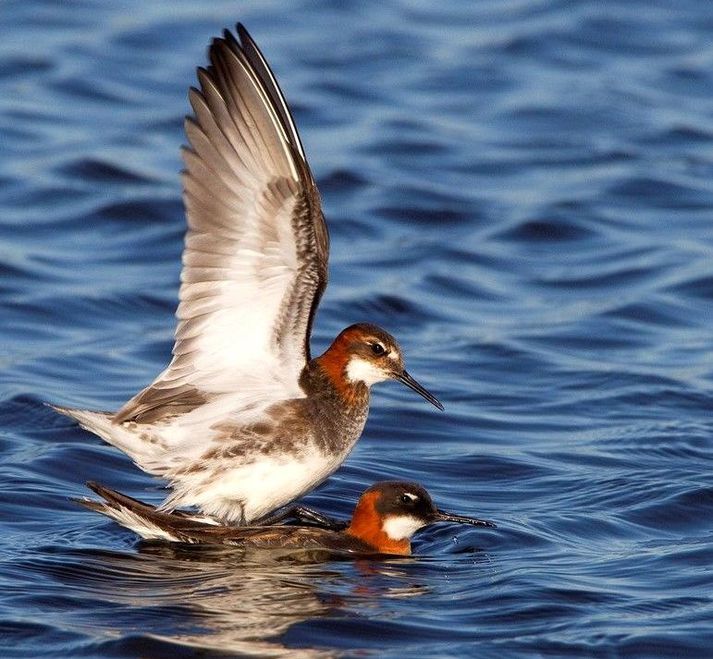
[114,26,328,429]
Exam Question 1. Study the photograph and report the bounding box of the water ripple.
[2,0,713,656]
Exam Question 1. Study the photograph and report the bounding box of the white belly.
[188,447,348,523]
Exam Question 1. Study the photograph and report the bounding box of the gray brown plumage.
[52,24,442,526]
[79,481,495,556]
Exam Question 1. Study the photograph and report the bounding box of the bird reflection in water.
[50,543,435,656]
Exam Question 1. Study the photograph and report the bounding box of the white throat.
[382,515,425,541]
[346,356,388,387]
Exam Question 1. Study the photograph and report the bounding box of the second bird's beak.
[434,510,496,528]
[396,370,444,411]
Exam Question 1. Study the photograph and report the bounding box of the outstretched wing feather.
[114,25,328,425]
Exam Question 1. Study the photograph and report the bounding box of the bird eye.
[371,343,385,356]
[400,494,415,505]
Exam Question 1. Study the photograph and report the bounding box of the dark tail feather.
[84,480,155,513]
[76,482,228,542]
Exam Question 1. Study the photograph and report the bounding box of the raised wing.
[115,25,328,424]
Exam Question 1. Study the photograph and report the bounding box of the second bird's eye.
[371,343,385,356]
[400,494,414,505]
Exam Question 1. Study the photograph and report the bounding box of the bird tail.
[77,482,221,542]
[51,405,115,440]
[76,481,173,541]
[50,404,163,472]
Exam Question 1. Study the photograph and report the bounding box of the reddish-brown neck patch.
[314,335,366,405]
[345,491,411,556]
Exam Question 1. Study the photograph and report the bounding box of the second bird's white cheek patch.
[346,357,388,386]
[383,515,425,540]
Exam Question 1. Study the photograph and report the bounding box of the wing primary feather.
[114,25,330,424]
[236,23,307,163]
[212,41,296,180]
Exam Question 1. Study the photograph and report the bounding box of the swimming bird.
[79,481,495,556]
[53,24,442,525]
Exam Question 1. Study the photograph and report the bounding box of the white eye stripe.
[402,492,418,502]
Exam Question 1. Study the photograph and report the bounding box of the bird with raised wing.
[53,25,442,525]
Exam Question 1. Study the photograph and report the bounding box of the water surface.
[2,1,713,656]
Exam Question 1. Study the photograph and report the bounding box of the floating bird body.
[80,481,495,556]
[54,25,442,524]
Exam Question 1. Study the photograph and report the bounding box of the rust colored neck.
[345,492,411,556]
[312,337,368,407]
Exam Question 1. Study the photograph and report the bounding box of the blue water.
[2,1,713,656]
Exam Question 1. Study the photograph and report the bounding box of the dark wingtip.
[236,23,250,43]
[223,28,239,49]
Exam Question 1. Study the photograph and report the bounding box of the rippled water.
[3,1,713,656]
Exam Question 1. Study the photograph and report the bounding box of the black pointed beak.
[434,510,496,528]
[396,370,444,411]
